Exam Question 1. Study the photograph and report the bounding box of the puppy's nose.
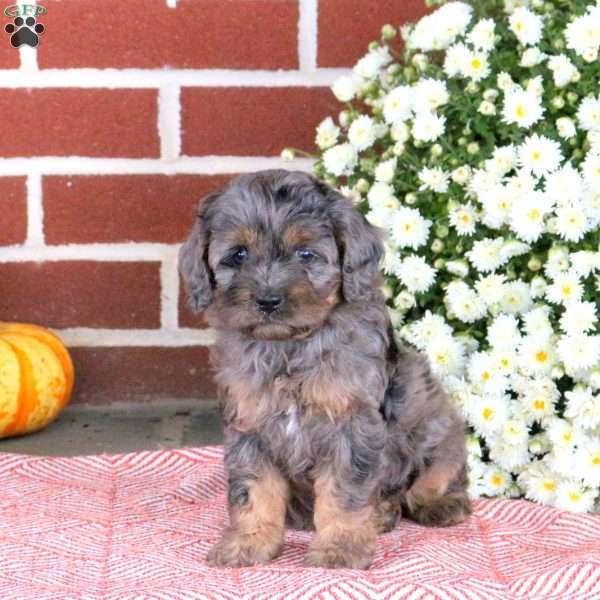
[256,293,283,314]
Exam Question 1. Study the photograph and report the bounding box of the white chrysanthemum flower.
[565,387,600,430]
[544,245,570,279]
[582,153,600,192]
[390,206,432,250]
[374,158,397,184]
[450,204,478,236]
[445,281,487,323]
[412,112,446,143]
[577,95,600,132]
[547,55,578,88]
[501,281,532,315]
[578,438,600,487]
[418,166,449,193]
[556,117,577,139]
[522,306,553,338]
[481,464,512,497]
[322,143,358,176]
[408,311,454,350]
[383,86,414,124]
[497,71,515,92]
[463,50,491,81]
[570,251,600,278]
[452,165,472,185]
[409,2,473,51]
[348,115,378,151]
[468,352,508,395]
[519,463,560,505]
[479,185,513,228]
[315,117,340,150]
[413,78,449,111]
[544,164,584,206]
[546,271,583,305]
[520,378,558,424]
[557,334,600,372]
[381,242,403,277]
[390,121,410,143]
[530,276,547,299]
[468,393,509,435]
[468,18,496,51]
[503,89,544,128]
[397,255,436,293]
[367,182,394,206]
[509,7,543,46]
[518,134,563,177]
[426,335,466,377]
[510,190,552,243]
[353,46,392,79]
[565,13,600,58]
[555,202,591,243]
[339,185,361,204]
[518,334,556,376]
[520,46,545,67]
[500,240,531,263]
[490,348,518,376]
[332,74,359,102]
[488,314,522,350]
[486,145,518,176]
[554,481,596,513]
[547,418,578,450]
[467,239,505,273]
[444,42,471,77]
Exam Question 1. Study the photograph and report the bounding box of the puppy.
[180,170,471,570]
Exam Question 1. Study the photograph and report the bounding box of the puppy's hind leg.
[403,460,471,527]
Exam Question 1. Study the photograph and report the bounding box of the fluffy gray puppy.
[180,170,470,570]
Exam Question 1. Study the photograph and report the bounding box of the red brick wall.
[0,0,425,404]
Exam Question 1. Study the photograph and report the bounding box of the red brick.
[38,0,298,69]
[179,276,209,329]
[317,0,429,67]
[181,88,339,156]
[0,261,161,329]
[0,177,27,246]
[69,346,216,404]
[0,89,159,158]
[43,175,233,245]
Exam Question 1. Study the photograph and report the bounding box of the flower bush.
[310,0,600,512]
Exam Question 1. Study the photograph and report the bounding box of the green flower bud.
[405,192,417,205]
[458,137,467,146]
[553,37,565,50]
[280,148,295,161]
[387,63,401,76]
[339,110,350,128]
[360,157,376,173]
[431,239,444,253]
[467,142,480,154]
[395,290,415,311]
[380,283,393,300]
[381,24,396,40]
[433,258,446,270]
[567,91,579,104]
[435,224,449,238]
[551,96,565,109]
[528,256,542,271]
[393,142,406,156]
[356,178,370,193]
[368,41,380,51]
[431,143,443,157]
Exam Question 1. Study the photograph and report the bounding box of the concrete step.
[0,400,224,457]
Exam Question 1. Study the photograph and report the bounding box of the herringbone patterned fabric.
[1,446,599,600]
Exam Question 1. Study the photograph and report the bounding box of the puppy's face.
[180,170,383,341]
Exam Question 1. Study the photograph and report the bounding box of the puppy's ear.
[179,192,219,312]
[325,186,384,303]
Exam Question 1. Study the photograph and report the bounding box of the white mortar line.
[24,173,44,246]
[0,68,347,88]
[0,243,175,262]
[158,83,181,160]
[166,0,177,7]
[0,156,314,176]
[56,327,216,347]
[17,0,38,72]
[298,0,318,72]
[160,246,180,329]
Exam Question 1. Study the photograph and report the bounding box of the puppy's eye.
[224,246,248,267]
[296,248,316,263]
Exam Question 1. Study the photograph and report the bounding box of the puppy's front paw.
[305,540,374,570]
[207,528,282,567]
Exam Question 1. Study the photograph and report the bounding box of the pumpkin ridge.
[4,341,37,436]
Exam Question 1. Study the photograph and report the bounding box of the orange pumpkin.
[0,322,74,438]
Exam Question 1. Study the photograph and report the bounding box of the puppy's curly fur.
[180,170,471,570]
